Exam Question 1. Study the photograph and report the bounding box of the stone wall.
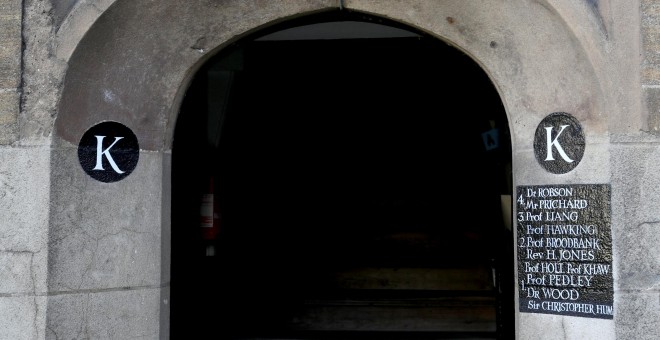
[0,0,21,144]
[614,2,660,339]
[0,1,657,339]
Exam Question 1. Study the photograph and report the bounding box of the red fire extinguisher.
[200,175,221,256]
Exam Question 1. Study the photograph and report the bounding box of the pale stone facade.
[0,1,657,339]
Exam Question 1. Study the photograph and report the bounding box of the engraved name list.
[516,184,613,319]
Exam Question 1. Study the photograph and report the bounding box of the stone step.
[323,265,495,291]
[287,291,498,334]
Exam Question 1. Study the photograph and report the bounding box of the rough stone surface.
[0,0,653,339]
[20,0,65,146]
[643,86,660,132]
[50,0,79,31]
[562,316,615,339]
[0,147,49,295]
[641,0,660,85]
[615,219,660,289]
[615,292,660,340]
[160,151,171,287]
[46,288,162,339]
[610,136,660,340]
[518,314,564,340]
[0,90,18,124]
[610,141,660,290]
[52,0,114,62]
[0,0,21,89]
[518,308,615,339]
[0,0,22,146]
[0,250,48,297]
[519,313,615,339]
[0,296,47,340]
[642,0,660,131]
[0,122,17,144]
[48,148,163,292]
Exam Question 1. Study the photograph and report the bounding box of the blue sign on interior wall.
[482,128,499,151]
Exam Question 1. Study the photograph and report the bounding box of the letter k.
[545,125,574,162]
[93,135,125,174]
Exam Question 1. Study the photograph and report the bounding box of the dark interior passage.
[171,15,513,339]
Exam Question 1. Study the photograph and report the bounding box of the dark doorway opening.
[171,11,514,340]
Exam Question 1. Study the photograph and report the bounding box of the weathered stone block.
[0,296,47,340]
[615,292,660,340]
[642,1,660,85]
[0,122,17,144]
[611,142,660,290]
[0,90,18,124]
[519,313,614,339]
[0,0,22,89]
[48,148,163,291]
[0,147,50,250]
[0,251,36,294]
[0,147,49,294]
[46,288,162,339]
[643,87,660,132]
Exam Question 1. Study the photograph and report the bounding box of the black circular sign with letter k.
[78,121,139,182]
[533,112,585,174]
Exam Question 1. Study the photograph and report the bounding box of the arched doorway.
[171,10,513,339]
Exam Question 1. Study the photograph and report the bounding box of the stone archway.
[171,10,513,338]
[49,1,607,338]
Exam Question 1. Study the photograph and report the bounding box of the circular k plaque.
[533,112,585,174]
[78,121,139,182]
